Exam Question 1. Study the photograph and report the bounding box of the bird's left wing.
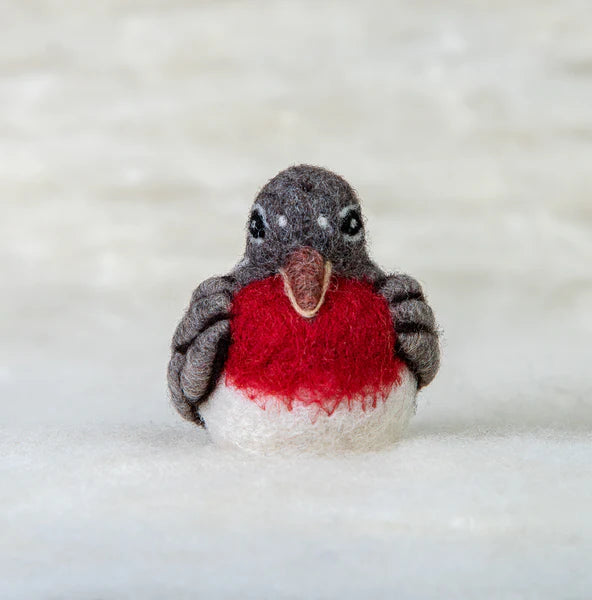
[376,273,440,389]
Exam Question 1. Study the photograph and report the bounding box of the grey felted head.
[233,165,382,286]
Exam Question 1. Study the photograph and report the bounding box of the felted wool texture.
[378,275,440,388]
[281,245,329,314]
[5,4,592,595]
[234,165,383,285]
[225,274,405,411]
[167,164,441,428]
[168,275,237,424]
[201,367,417,453]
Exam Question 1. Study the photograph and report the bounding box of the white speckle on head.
[317,215,329,229]
[277,215,288,228]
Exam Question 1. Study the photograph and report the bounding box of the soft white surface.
[202,369,417,453]
[1,1,591,598]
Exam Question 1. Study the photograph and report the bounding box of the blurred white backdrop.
[1,1,591,599]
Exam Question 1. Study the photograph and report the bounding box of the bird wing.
[376,273,440,389]
[167,274,238,425]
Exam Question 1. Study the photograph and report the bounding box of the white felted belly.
[200,367,417,453]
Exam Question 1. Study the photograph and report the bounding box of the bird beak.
[280,247,332,319]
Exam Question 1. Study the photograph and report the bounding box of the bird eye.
[340,209,363,237]
[249,210,265,240]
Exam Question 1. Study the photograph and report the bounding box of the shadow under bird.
[168,165,440,452]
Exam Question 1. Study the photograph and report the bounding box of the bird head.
[237,165,379,318]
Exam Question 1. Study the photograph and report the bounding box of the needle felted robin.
[167,165,440,452]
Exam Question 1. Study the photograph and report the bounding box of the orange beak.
[279,247,332,318]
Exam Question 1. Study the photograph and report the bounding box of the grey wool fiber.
[167,165,440,426]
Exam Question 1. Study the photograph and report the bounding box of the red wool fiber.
[225,275,404,413]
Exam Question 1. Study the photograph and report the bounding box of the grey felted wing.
[376,274,440,389]
[167,274,239,425]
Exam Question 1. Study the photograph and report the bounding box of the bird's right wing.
[167,275,238,425]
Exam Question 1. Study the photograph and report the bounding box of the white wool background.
[1,1,591,598]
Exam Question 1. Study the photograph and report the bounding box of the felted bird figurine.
[168,165,440,452]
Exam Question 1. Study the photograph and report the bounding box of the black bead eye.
[249,210,265,239]
[340,209,363,237]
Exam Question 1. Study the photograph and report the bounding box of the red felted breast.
[224,275,404,412]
